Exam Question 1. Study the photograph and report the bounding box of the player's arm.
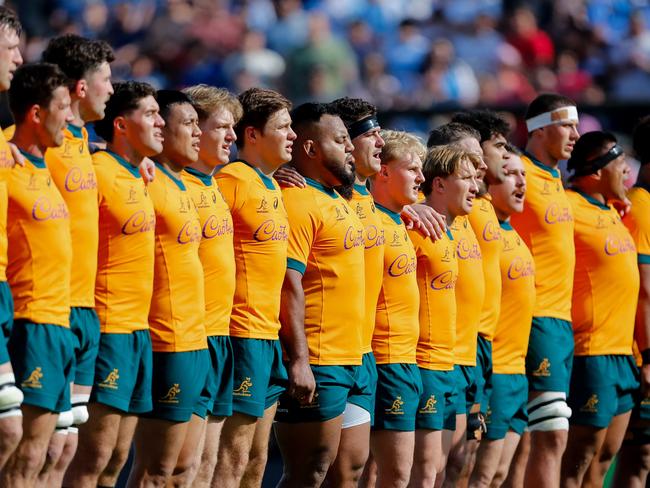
[279,268,316,403]
[274,164,306,188]
[139,157,156,184]
[401,203,446,240]
[638,262,650,395]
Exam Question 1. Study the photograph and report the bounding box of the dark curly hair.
[95,81,157,143]
[9,63,69,123]
[329,97,377,127]
[451,110,510,144]
[42,34,114,82]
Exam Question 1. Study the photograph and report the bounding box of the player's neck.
[525,140,559,169]
[11,126,47,160]
[572,181,606,204]
[355,174,368,186]
[493,206,510,222]
[370,188,403,215]
[237,147,278,176]
[155,154,185,177]
[189,159,215,176]
[425,195,454,226]
[106,140,144,169]
[69,99,86,128]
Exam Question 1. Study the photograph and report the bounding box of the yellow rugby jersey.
[214,161,288,339]
[0,130,14,282]
[468,195,502,341]
[372,204,419,364]
[283,178,365,366]
[451,215,485,366]
[148,162,206,352]
[45,124,98,308]
[7,151,71,327]
[409,227,458,371]
[350,184,385,354]
[568,190,639,356]
[624,185,650,265]
[93,151,155,334]
[493,222,535,374]
[183,167,235,337]
[510,153,575,321]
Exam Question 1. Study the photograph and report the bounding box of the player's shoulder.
[628,186,650,208]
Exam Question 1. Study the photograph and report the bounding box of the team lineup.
[0,5,648,488]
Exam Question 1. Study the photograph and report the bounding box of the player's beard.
[325,157,355,200]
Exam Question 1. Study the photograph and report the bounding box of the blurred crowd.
[11,0,650,111]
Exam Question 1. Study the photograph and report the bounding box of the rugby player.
[561,132,639,488]
[615,116,650,488]
[275,102,364,487]
[509,94,578,488]
[63,81,162,488]
[0,5,23,471]
[409,145,479,487]
[181,84,241,487]
[1,63,74,486]
[213,88,295,488]
[126,90,207,486]
[469,152,535,488]
[368,130,424,486]
[38,34,114,484]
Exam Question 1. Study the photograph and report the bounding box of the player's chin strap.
[0,373,23,419]
[527,391,572,431]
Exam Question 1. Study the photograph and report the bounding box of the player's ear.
[303,139,316,158]
[28,104,41,124]
[433,175,445,193]
[379,163,389,178]
[244,126,257,144]
[114,115,126,135]
[74,79,87,99]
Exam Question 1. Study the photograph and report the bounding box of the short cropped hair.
[329,97,377,127]
[290,102,339,136]
[95,81,157,143]
[0,6,21,36]
[421,146,476,197]
[9,63,70,123]
[235,88,291,148]
[427,122,480,148]
[525,93,576,121]
[42,34,114,82]
[156,89,194,122]
[380,130,426,164]
[633,116,650,165]
[451,110,510,144]
[182,84,243,124]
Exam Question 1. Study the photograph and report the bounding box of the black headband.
[570,144,624,177]
[347,115,380,139]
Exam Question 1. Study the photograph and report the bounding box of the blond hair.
[182,84,243,124]
[421,146,478,196]
[379,129,426,165]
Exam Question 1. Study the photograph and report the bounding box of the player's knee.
[528,392,571,434]
[383,461,412,487]
[18,441,50,474]
[0,416,22,452]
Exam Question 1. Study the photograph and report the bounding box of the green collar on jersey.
[375,202,402,224]
[67,123,84,139]
[446,228,454,240]
[237,160,276,190]
[572,189,610,210]
[304,177,339,198]
[498,220,514,230]
[523,150,560,179]
[353,183,370,196]
[19,148,46,168]
[105,150,141,178]
[154,161,187,191]
[184,166,213,187]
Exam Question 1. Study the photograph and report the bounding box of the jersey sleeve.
[625,192,650,264]
[215,171,249,213]
[284,189,316,275]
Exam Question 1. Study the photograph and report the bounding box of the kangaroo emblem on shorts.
[22,367,43,389]
[580,394,599,413]
[159,384,181,404]
[386,396,405,415]
[532,358,551,377]
[418,395,437,414]
[233,377,253,397]
[99,369,120,389]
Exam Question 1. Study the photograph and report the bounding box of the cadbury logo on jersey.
[544,203,573,225]
[253,219,288,242]
[64,167,97,192]
[121,210,155,235]
[202,215,234,239]
[430,270,457,290]
[365,225,385,249]
[388,253,416,277]
[456,238,481,260]
[482,220,501,242]
[343,226,364,250]
[604,235,636,256]
[32,196,69,221]
[177,220,201,244]
[507,257,534,280]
